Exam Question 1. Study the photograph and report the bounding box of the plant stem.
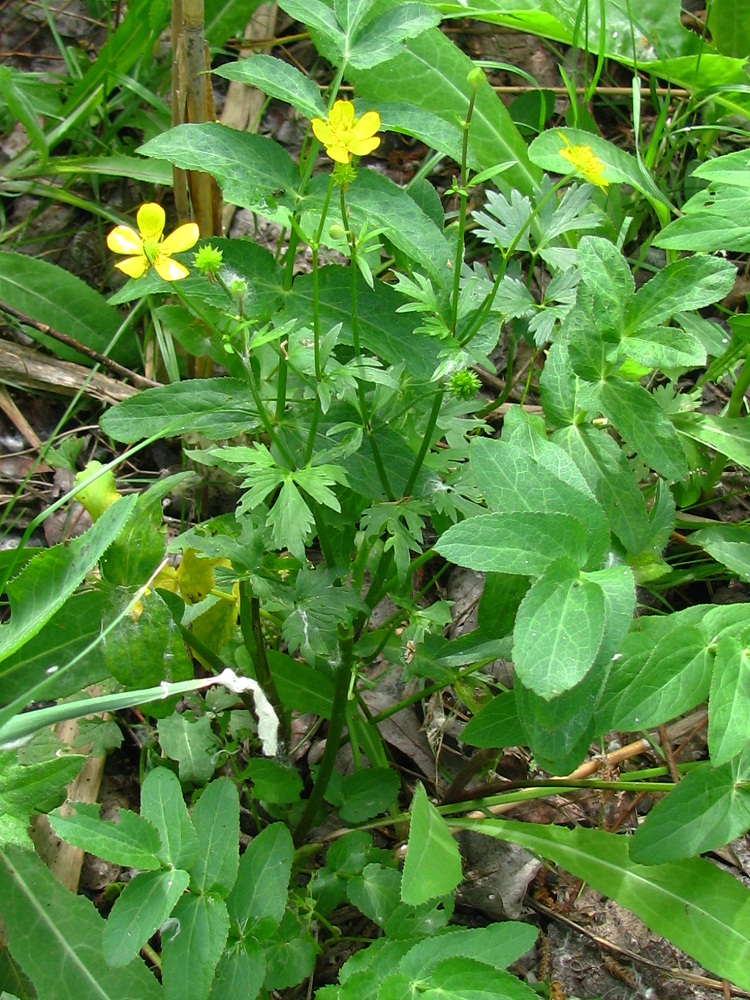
[293,631,354,844]
[340,185,394,499]
[239,583,289,753]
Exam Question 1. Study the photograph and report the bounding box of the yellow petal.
[312,118,335,145]
[348,135,380,157]
[351,111,380,141]
[154,256,190,281]
[136,203,166,242]
[326,144,353,164]
[161,222,200,255]
[115,255,149,278]
[329,100,355,128]
[107,225,143,255]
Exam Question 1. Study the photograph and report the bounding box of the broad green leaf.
[435,511,589,575]
[672,412,750,471]
[345,170,453,287]
[655,208,750,252]
[140,767,198,870]
[261,911,318,989]
[692,146,750,187]
[208,943,265,1000]
[458,691,526,750]
[161,893,230,1000]
[276,0,343,50]
[213,55,325,119]
[596,378,688,481]
[351,27,538,192]
[0,754,83,849]
[0,495,136,674]
[347,4,441,69]
[334,0,379,37]
[513,559,605,700]
[0,844,163,1000]
[285,267,439,380]
[708,636,750,766]
[467,437,610,565]
[139,124,300,222]
[349,863,452,938]
[576,236,634,332]
[227,823,293,934]
[707,0,750,59]
[627,255,736,332]
[265,649,335,718]
[452,818,750,991]
[622,325,706,371]
[529,128,672,213]
[190,778,239,896]
[243,758,303,805]
[582,564,636,667]
[554,424,651,555]
[516,667,603,775]
[401,784,462,905]
[337,768,400,823]
[100,379,259,444]
[103,869,190,967]
[631,752,750,865]
[397,922,538,978]
[0,589,115,705]
[157,714,217,786]
[101,589,193,699]
[597,625,712,732]
[48,803,162,870]
[691,524,750,582]
[384,956,537,999]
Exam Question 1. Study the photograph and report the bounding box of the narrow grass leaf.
[453,819,750,990]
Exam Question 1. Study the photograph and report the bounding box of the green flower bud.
[328,224,347,241]
[193,244,223,277]
[448,369,482,401]
[467,67,486,90]
[229,278,249,300]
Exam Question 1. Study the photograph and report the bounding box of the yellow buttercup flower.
[107,203,200,281]
[557,132,609,189]
[311,100,381,164]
